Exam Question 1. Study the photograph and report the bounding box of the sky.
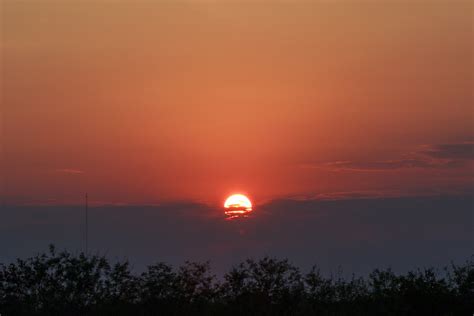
[2,0,473,205]
[0,0,473,269]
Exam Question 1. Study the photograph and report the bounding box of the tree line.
[0,245,472,315]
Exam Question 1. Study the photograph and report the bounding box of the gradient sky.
[2,0,473,205]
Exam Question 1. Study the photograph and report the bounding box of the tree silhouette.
[222,257,304,315]
[0,245,135,315]
[0,246,472,315]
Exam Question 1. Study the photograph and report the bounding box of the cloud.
[2,194,473,276]
[54,168,84,175]
[302,158,447,172]
[319,159,434,172]
[421,141,474,160]
[285,190,406,201]
[302,141,474,172]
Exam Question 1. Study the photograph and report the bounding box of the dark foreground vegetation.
[0,246,472,316]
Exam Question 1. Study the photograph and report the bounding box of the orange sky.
[2,0,473,205]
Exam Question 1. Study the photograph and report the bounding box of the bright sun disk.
[224,194,252,210]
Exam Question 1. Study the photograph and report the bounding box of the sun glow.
[224,194,252,210]
[224,194,253,219]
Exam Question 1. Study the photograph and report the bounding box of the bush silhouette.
[221,257,304,315]
[0,246,472,315]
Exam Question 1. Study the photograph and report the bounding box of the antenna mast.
[85,193,88,255]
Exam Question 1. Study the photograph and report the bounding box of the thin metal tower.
[85,192,88,255]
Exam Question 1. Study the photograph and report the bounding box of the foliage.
[0,246,472,315]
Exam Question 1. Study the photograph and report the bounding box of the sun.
[224,194,252,211]
[224,194,253,219]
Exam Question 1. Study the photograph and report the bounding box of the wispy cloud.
[318,159,434,172]
[283,190,405,201]
[421,141,474,160]
[301,141,474,172]
[54,168,84,175]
